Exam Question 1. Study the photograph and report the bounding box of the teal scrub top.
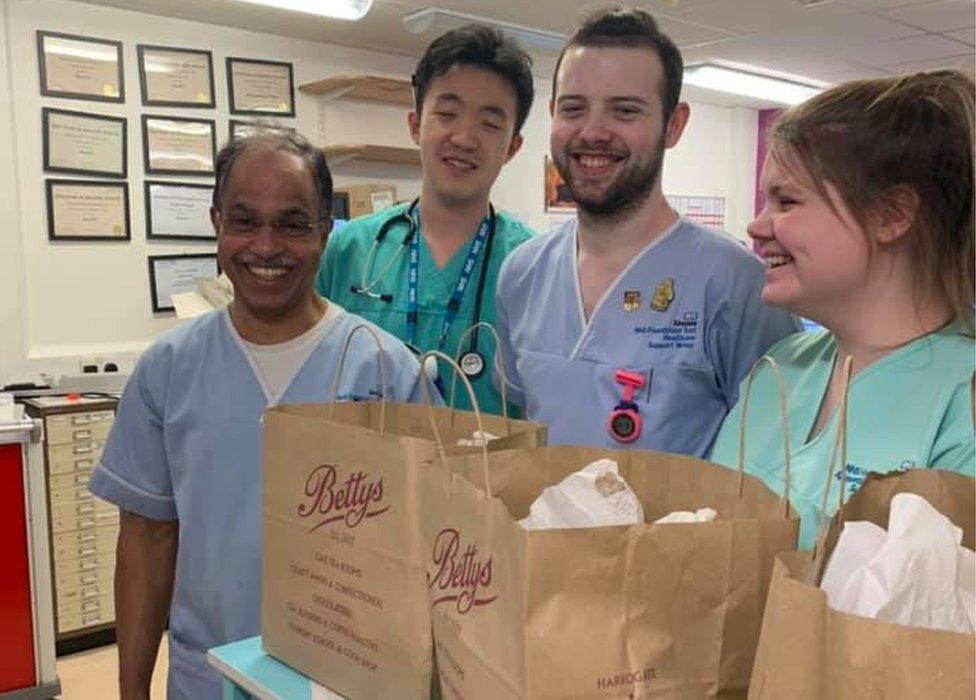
[711,323,975,549]
[316,203,535,416]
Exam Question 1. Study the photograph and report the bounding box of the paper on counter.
[519,458,644,530]
[310,680,347,699]
[820,492,976,634]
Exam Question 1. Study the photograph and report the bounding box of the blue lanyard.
[406,207,491,351]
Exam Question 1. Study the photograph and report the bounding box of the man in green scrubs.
[316,24,535,415]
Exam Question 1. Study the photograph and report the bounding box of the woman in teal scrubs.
[711,70,975,548]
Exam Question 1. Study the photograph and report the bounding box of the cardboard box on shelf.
[336,184,397,219]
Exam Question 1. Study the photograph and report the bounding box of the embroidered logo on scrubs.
[650,278,675,312]
[297,464,389,533]
[623,290,641,312]
[427,528,497,614]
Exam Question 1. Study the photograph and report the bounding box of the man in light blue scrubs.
[89,132,428,699]
[495,8,800,456]
[317,25,535,416]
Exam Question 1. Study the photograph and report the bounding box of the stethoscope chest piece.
[458,350,486,379]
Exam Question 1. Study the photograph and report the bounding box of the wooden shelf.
[299,74,413,106]
[322,144,421,167]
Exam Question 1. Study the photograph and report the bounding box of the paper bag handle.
[811,355,854,561]
[736,355,792,516]
[418,350,492,500]
[450,321,512,435]
[327,323,387,434]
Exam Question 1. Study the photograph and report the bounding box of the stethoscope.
[351,198,497,379]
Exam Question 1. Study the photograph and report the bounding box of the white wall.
[0,0,757,384]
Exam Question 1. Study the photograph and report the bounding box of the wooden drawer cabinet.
[23,397,119,653]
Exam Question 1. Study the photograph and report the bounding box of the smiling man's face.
[409,64,523,207]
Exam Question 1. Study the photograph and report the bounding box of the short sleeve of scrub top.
[91,342,177,521]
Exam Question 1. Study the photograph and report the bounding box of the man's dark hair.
[553,7,683,118]
[212,128,333,222]
[412,24,535,135]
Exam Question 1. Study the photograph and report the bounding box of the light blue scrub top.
[316,203,534,416]
[88,307,428,700]
[494,218,801,457]
[711,324,976,549]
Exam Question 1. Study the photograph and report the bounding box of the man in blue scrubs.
[317,25,535,416]
[495,8,800,456]
[89,132,428,699]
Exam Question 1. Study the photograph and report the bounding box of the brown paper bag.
[749,469,976,700]
[749,358,975,699]
[261,328,545,698]
[420,442,799,699]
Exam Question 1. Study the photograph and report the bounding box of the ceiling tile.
[839,0,929,9]
[883,0,976,31]
[817,67,895,82]
[655,16,739,46]
[886,52,976,71]
[833,33,974,66]
[944,26,976,44]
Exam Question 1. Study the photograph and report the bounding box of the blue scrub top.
[88,307,427,700]
[316,203,534,416]
[711,323,976,549]
[494,218,802,457]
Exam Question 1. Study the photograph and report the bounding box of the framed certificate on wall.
[144,181,215,241]
[137,44,215,108]
[42,108,127,178]
[37,30,124,102]
[46,179,130,241]
[148,253,219,313]
[142,115,216,175]
[226,57,295,116]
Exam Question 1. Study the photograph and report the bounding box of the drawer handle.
[80,574,98,584]
[73,429,93,440]
[76,489,90,499]
[80,560,98,570]
[75,472,90,485]
[82,614,101,624]
[79,518,96,528]
[78,547,96,557]
[72,416,91,425]
[82,587,100,598]
[77,504,96,515]
[73,445,93,455]
[78,533,96,543]
[75,460,94,469]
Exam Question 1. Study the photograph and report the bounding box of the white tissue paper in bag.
[456,430,500,447]
[820,492,976,634]
[653,508,718,524]
[519,459,644,530]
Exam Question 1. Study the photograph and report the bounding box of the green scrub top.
[316,202,535,416]
[710,323,975,549]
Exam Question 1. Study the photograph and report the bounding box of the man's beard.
[553,135,664,218]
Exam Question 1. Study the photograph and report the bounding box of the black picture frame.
[141,114,217,176]
[45,178,130,242]
[148,253,219,313]
[37,30,125,103]
[144,180,216,241]
[226,56,295,117]
[42,107,128,178]
[137,44,216,108]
